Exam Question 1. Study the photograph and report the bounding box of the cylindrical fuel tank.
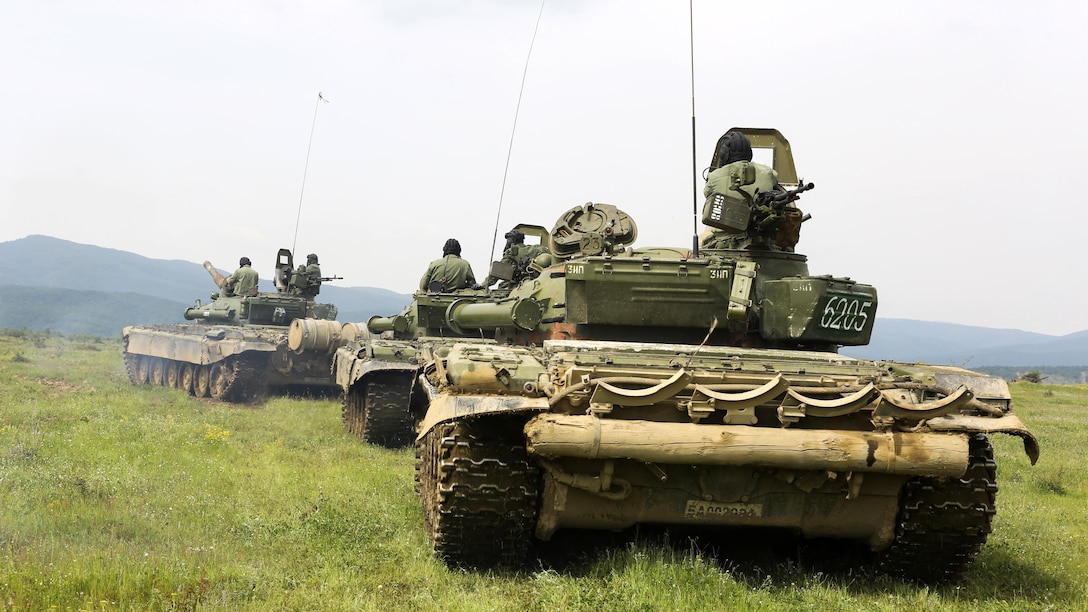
[288,318,343,353]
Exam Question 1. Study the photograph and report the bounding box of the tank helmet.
[306,253,318,264]
[718,130,753,165]
[442,238,462,256]
[504,229,525,244]
[239,256,251,266]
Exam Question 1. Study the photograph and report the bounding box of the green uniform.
[224,265,259,296]
[420,255,476,292]
[299,263,321,296]
[703,160,779,201]
[701,161,780,250]
[484,243,549,287]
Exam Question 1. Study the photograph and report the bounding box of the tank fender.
[123,326,275,365]
[415,385,549,441]
[333,341,420,391]
[925,412,1040,465]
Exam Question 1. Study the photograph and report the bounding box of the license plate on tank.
[684,500,763,519]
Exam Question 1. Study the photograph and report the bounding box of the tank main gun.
[202,260,227,289]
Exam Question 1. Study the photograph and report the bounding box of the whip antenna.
[689,1,700,258]
[292,91,329,255]
[489,0,547,264]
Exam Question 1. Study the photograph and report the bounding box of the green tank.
[123,249,344,402]
[335,128,1039,582]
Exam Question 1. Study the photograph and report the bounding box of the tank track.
[415,415,541,569]
[123,351,142,384]
[209,354,269,403]
[124,353,267,403]
[341,371,417,448]
[876,433,998,582]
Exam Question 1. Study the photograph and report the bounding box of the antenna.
[489,0,547,265]
[689,0,700,258]
[292,91,329,255]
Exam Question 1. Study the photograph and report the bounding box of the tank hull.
[412,338,1037,582]
[123,321,339,402]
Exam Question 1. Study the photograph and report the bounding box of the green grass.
[1,329,1086,610]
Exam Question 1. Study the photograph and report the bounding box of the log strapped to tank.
[524,414,970,478]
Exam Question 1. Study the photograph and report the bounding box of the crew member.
[420,239,476,292]
[701,130,798,250]
[223,257,259,297]
[296,253,322,297]
[484,229,550,288]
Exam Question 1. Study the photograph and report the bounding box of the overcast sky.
[2,0,1086,335]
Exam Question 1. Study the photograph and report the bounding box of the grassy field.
[1,330,1085,611]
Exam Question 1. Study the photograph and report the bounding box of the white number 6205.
[819,297,873,332]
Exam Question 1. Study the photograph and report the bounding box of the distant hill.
[0,235,412,332]
[839,318,1088,367]
[3,235,1087,370]
[0,285,186,336]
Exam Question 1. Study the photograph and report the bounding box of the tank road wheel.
[149,358,166,386]
[194,365,211,398]
[345,372,417,448]
[135,356,152,385]
[877,433,998,583]
[178,363,195,395]
[208,360,235,400]
[415,415,540,569]
[165,361,181,389]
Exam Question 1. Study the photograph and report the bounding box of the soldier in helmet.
[420,238,476,292]
[295,253,322,297]
[701,130,797,250]
[223,256,259,297]
[483,228,550,289]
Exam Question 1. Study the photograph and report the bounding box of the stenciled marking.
[684,500,763,519]
[819,296,873,332]
[566,263,584,275]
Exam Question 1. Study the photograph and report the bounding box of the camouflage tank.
[336,128,1039,582]
[123,249,344,402]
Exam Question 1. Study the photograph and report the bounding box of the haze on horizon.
[2,1,1086,336]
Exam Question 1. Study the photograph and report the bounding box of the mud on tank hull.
[122,318,343,403]
[412,339,1038,583]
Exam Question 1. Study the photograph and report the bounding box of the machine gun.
[702,180,814,238]
[750,182,814,246]
[754,181,815,210]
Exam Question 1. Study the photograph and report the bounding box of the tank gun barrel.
[202,261,226,288]
[445,298,542,333]
[755,181,815,209]
[368,314,410,334]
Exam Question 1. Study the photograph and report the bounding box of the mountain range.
[3,235,1087,373]
[0,235,412,335]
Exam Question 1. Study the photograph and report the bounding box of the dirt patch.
[14,374,95,396]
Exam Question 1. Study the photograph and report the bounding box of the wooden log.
[524,414,969,477]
